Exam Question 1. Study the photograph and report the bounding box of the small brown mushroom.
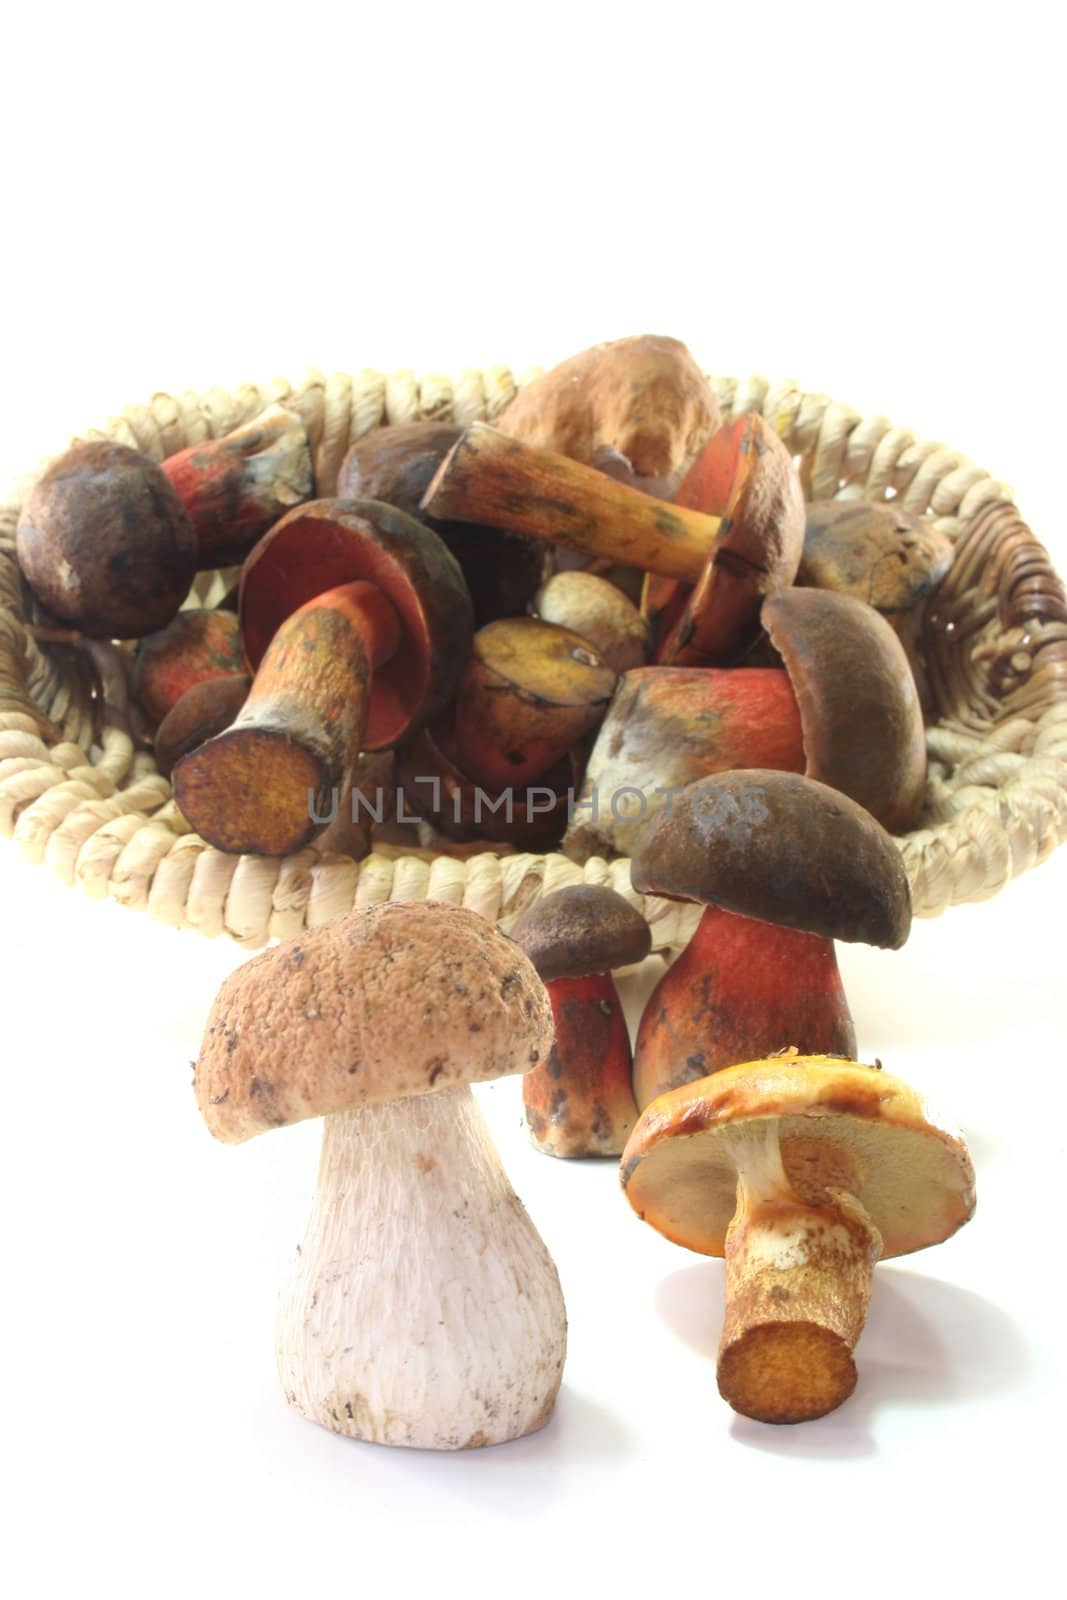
[509,886,651,1157]
[173,500,473,857]
[495,335,720,478]
[453,618,616,792]
[131,608,245,725]
[762,588,927,834]
[629,770,911,1107]
[563,667,806,862]
[621,1055,976,1423]
[338,421,544,624]
[154,673,251,778]
[530,570,650,674]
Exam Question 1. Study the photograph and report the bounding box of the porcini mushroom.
[629,770,911,1107]
[563,666,806,862]
[495,334,720,478]
[762,587,927,833]
[509,886,651,1157]
[195,900,567,1450]
[337,421,545,624]
[421,412,803,667]
[531,570,650,674]
[453,617,616,792]
[621,1054,976,1423]
[173,499,473,856]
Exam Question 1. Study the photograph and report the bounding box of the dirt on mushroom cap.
[195,901,553,1143]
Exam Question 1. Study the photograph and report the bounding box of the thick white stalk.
[276,1084,567,1450]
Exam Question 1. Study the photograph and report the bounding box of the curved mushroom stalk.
[523,972,637,1157]
[716,1122,882,1424]
[277,1084,567,1450]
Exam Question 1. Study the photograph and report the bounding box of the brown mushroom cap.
[621,1055,976,1259]
[800,500,953,613]
[630,769,911,948]
[196,901,553,1144]
[762,587,927,834]
[16,441,196,639]
[509,885,651,981]
[495,335,720,477]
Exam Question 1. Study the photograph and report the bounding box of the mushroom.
[394,715,572,851]
[172,499,473,856]
[195,900,567,1450]
[421,412,803,667]
[160,403,314,568]
[131,608,245,725]
[530,570,650,674]
[16,409,314,639]
[337,421,545,624]
[621,1054,976,1423]
[799,499,954,710]
[153,674,251,778]
[508,886,651,1157]
[17,441,198,638]
[762,587,927,833]
[453,617,616,792]
[563,666,806,862]
[628,769,911,1107]
[494,334,720,478]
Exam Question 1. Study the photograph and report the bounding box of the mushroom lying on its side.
[622,1055,976,1424]
[195,901,567,1451]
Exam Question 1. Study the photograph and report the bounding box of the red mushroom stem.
[632,905,856,1109]
[523,972,637,1158]
[172,581,401,857]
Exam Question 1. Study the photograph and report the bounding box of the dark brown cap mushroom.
[153,673,251,778]
[509,885,650,1157]
[762,587,927,834]
[16,441,197,639]
[799,499,953,613]
[628,770,911,1106]
[338,421,545,625]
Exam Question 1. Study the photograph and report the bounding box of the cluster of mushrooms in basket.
[15,336,977,1446]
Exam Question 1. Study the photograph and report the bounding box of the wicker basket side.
[1,365,1065,950]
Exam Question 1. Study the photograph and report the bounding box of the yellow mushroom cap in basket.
[620,1055,976,1260]
[196,900,554,1144]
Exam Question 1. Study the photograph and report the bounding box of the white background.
[1,4,1063,1596]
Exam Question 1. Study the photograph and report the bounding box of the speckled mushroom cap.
[196,901,554,1144]
[621,1055,976,1259]
[762,587,927,834]
[629,769,911,948]
[800,500,953,613]
[508,885,652,981]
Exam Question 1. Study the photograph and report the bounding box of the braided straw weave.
[2,367,1065,952]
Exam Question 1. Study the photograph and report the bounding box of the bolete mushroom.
[629,770,911,1107]
[494,334,720,478]
[762,587,927,833]
[131,608,245,725]
[508,886,651,1157]
[621,1054,976,1423]
[195,900,567,1450]
[421,412,803,668]
[453,618,616,792]
[173,499,473,857]
[337,421,545,624]
[530,570,650,674]
[563,666,806,862]
[16,409,314,639]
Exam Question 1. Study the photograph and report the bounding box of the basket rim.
[1,362,1066,951]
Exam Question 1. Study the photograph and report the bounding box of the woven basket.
[2,365,1066,953]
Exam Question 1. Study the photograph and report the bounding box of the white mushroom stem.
[276,1083,567,1450]
[716,1123,883,1424]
